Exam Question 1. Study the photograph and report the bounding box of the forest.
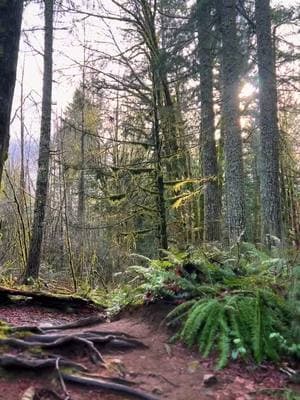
[0,0,299,399]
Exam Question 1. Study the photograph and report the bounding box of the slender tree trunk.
[58,143,64,272]
[140,0,183,179]
[77,25,87,277]
[77,115,85,216]
[77,36,86,230]
[20,59,26,210]
[0,0,23,185]
[198,0,221,242]
[218,0,246,243]
[24,0,54,281]
[255,0,282,242]
[152,71,168,251]
[113,90,120,167]
[61,126,77,291]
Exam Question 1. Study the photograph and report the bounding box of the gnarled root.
[0,354,86,371]
[0,316,159,399]
[62,373,160,400]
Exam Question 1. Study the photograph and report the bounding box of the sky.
[9,0,300,160]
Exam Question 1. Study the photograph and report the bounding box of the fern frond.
[228,301,244,348]
[253,291,263,363]
[199,302,221,356]
[166,299,197,323]
[129,253,151,262]
[217,309,231,369]
[181,299,215,347]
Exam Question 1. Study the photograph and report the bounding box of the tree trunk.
[0,0,23,185]
[152,70,168,251]
[218,0,246,243]
[255,0,282,242]
[24,0,54,281]
[20,59,26,211]
[197,0,221,242]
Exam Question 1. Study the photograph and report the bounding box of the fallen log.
[0,286,99,310]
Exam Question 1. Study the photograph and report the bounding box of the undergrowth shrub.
[289,265,300,341]
[167,289,291,368]
[86,243,298,368]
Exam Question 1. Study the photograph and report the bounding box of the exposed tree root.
[0,315,159,399]
[0,354,86,371]
[2,332,146,351]
[81,372,136,386]
[42,314,106,330]
[10,314,106,334]
[62,373,160,400]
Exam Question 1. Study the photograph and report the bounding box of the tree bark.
[0,0,23,185]
[24,0,54,280]
[218,0,246,243]
[255,0,282,242]
[197,0,221,242]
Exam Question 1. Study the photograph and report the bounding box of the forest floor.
[0,302,299,400]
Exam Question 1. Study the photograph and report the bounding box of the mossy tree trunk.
[152,69,168,251]
[24,0,54,281]
[255,0,282,243]
[0,0,23,185]
[218,0,246,243]
[197,0,221,242]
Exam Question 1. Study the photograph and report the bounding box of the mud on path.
[0,303,298,400]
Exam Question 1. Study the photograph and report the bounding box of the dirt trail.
[0,303,298,400]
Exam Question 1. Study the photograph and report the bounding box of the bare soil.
[0,302,298,400]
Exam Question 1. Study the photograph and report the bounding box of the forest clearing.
[0,0,299,399]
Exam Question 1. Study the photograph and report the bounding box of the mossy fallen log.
[0,286,100,310]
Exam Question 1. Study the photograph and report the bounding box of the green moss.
[27,347,43,355]
[12,331,33,339]
[0,321,11,339]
